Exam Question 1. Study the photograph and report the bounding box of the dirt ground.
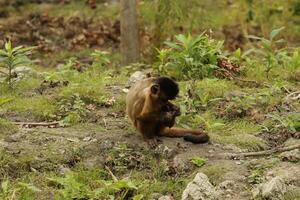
[1,105,299,199]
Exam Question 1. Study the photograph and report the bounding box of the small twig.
[285,91,300,101]
[227,144,300,159]
[105,166,118,182]
[102,118,107,128]
[282,86,292,94]
[233,77,271,88]
[233,77,260,85]
[0,70,8,75]
[13,121,60,128]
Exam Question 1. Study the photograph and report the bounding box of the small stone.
[173,156,187,171]
[122,88,129,93]
[156,144,176,159]
[252,187,260,198]
[83,136,92,142]
[261,177,287,199]
[182,173,219,200]
[12,66,33,74]
[226,189,232,193]
[253,177,287,200]
[151,193,162,200]
[235,161,241,165]
[218,180,235,190]
[126,71,146,88]
[279,149,300,162]
[158,195,173,200]
[58,165,71,175]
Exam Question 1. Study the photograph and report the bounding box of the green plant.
[155,33,223,80]
[247,27,287,78]
[45,57,79,81]
[0,179,40,200]
[191,157,206,167]
[0,97,12,107]
[48,171,139,200]
[91,50,111,69]
[0,118,17,136]
[267,113,300,133]
[247,159,278,184]
[152,0,184,48]
[58,94,89,126]
[0,41,33,89]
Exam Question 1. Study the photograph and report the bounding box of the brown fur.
[126,77,209,146]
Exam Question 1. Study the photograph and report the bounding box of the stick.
[233,77,271,88]
[13,121,60,128]
[105,166,118,182]
[227,144,300,159]
[0,70,8,75]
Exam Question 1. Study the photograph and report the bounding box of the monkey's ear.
[150,84,160,94]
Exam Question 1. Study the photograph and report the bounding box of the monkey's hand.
[147,138,159,148]
[162,111,177,128]
[163,102,181,117]
[173,106,181,117]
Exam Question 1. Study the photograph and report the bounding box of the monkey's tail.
[159,127,209,143]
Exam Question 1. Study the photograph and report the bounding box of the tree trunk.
[120,0,140,65]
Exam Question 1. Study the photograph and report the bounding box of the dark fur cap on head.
[154,76,179,100]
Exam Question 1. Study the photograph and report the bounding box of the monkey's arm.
[137,111,173,123]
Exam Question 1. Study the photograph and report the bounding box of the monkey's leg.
[137,121,160,147]
[158,127,209,143]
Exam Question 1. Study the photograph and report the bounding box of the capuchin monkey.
[126,76,209,147]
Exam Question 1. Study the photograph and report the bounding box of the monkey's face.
[150,84,168,105]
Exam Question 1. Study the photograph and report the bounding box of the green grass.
[136,178,188,199]
[284,188,300,200]
[195,78,239,98]
[0,76,42,95]
[0,118,17,138]
[3,96,57,121]
[212,120,266,150]
[199,164,229,185]
[57,70,108,104]
[11,1,119,20]
[177,110,266,150]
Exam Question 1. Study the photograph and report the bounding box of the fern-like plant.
[0,41,33,89]
[155,33,223,80]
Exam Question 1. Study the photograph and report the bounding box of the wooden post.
[120,0,140,65]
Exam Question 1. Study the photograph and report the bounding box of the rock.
[126,71,146,88]
[266,163,300,185]
[253,177,287,200]
[279,149,300,162]
[12,66,33,74]
[155,144,176,159]
[261,177,287,199]
[150,193,163,200]
[218,180,235,190]
[83,136,92,142]
[58,165,71,175]
[217,180,236,198]
[224,91,247,99]
[173,156,188,171]
[158,195,173,200]
[0,66,36,83]
[182,173,219,200]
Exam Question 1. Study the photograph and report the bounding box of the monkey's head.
[150,77,179,103]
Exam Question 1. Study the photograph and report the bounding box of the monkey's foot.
[147,138,160,148]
